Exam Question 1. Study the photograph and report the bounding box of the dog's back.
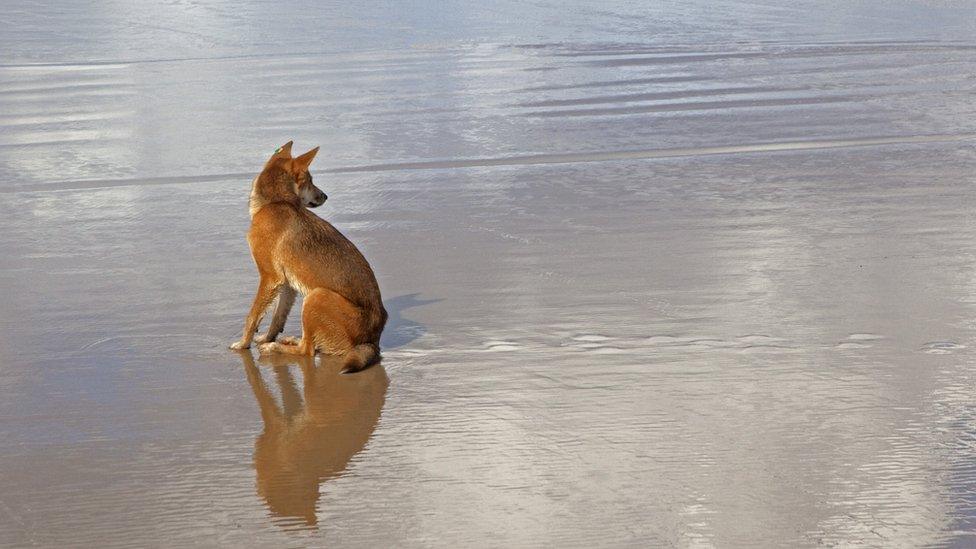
[251,201,387,341]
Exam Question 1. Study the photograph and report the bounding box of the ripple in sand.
[848,333,884,341]
[835,333,885,350]
[836,342,873,350]
[572,334,613,342]
[920,341,966,354]
[483,340,521,352]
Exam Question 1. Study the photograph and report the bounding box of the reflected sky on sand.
[2,0,976,546]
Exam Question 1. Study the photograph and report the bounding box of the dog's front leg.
[230,278,279,350]
[255,285,296,344]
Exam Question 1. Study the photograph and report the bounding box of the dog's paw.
[253,333,273,344]
[229,340,250,350]
[277,336,299,346]
[258,342,278,355]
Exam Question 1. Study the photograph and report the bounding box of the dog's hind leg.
[258,288,379,372]
[255,285,296,344]
[259,335,315,357]
[259,288,377,372]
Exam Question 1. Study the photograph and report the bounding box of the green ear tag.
[274,147,282,154]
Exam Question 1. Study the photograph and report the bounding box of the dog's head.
[264,141,327,208]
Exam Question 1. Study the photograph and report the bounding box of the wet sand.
[2,1,976,546]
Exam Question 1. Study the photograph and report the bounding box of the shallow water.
[3,1,976,547]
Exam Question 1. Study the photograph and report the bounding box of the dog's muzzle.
[300,183,328,208]
[307,192,327,208]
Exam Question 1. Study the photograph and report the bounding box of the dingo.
[230,141,387,372]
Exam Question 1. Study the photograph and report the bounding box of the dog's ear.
[271,141,293,160]
[293,146,319,171]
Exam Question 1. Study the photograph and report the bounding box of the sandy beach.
[2,1,976,546]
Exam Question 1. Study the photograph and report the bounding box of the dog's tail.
[342,343,380,374]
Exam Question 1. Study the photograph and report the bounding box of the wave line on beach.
[329,133,976,173]
[8,133,975,193]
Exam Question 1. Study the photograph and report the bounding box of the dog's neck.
[249,167,299,218]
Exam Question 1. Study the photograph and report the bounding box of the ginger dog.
[230,141,387,372]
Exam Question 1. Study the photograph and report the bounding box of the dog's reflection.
[238,351,388,527]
